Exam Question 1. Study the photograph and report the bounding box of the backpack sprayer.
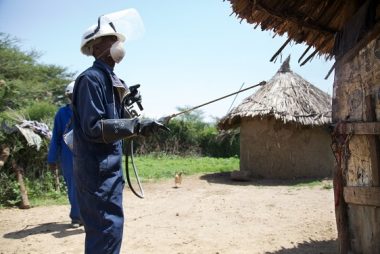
[123,81,267,199]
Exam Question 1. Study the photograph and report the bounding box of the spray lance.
[158,81,267,124]
[122,81,266,199]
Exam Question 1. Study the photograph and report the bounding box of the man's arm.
[74,74,169,144]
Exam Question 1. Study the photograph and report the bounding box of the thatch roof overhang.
[227,0,380,61]
[218,57,332,130]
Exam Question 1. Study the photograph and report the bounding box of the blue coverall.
[47,104,80,222]
[72,59,128,254]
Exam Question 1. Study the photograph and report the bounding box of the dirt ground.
[0,173,338,254]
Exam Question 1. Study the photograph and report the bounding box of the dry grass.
[219,57,331,129]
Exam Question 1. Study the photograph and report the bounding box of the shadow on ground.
[264,239,338,254]
[199,172,331,187]
[3,222,84,239]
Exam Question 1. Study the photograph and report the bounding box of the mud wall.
[239,117,333,179]
[333,38,380,253]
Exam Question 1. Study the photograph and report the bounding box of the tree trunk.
[0,145,10,168]
[11,160,30,209]
[54,167,60,192]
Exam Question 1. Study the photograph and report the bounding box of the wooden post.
[334,95,380,253]
[354,95,380,252]
[332,125,350,254]
[54,167,60,192]
[11,160,30,209]
[364,95,380,185]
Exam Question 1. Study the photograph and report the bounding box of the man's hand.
[138,119,170,137]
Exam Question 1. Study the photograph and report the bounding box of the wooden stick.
[300,38,330,66]
[54,167,60,192]
[270,37,291,62]
[298,45,312,63]
[324,61,337,80]
[300,48,317,66]
[334,160,350,254]
[332,123,350,253]
[11,160,30,209]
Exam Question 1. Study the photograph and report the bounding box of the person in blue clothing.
[72,15,169,254]
[47,81,82,228]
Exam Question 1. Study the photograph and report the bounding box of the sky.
[0,0,334,122]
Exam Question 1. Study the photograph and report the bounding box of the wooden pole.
[11,160,30,209]
[332,123,350,253]
[54,166,60,192]
[364,95,380,185]
[270,38,291,62]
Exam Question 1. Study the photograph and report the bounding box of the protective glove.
[100,118,169,143]
[137,119,170,137]
[101,118,140,143]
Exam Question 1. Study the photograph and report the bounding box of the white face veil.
[102,8,145,41]
[81,8,145,57]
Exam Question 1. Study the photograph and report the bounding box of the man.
[72,19,168,253]
[47,82,81,228]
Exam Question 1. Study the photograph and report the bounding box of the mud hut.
[219,57,333,179]
[226,1,380,253]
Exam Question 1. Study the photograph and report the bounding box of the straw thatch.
[226,0,379,57]
[218,56,332,129]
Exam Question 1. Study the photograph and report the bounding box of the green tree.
[0,33,74,112]
[0,33,74,207]
[175,106,205,122]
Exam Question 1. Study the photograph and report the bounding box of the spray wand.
[158,81,266,124]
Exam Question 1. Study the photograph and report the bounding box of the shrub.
[133,117,240,157]
[0,172,21,206]
[23,101,57,123]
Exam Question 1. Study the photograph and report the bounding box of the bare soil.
[0,173,338,254]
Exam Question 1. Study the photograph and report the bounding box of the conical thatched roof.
[218,56,332,130]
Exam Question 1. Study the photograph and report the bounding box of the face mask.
[110,41,126,63]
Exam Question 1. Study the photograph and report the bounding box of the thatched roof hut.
[227,0,379,59]
[226,2,380,253]
[219,57,333,179]
[219,56,332,129]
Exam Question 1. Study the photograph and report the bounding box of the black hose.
[125,140,144,199]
